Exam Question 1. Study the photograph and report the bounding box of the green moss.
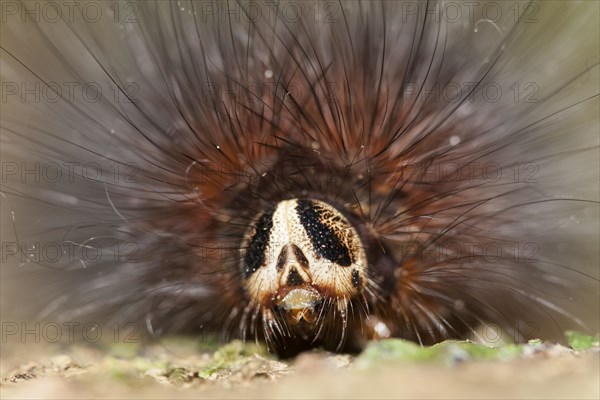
[198,340,268,379]
[565,331,600,351]
[106,342,142,359]
[131,357,167,372]
[166,367,191,385]
[98,354,170,384]
[444,341,523,360]
[103,358,141,381]
[151,334,221,352]
[355,339,526,369]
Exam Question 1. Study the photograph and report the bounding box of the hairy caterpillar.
[0,0,598,357]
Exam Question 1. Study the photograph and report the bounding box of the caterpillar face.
[241,199,367,327]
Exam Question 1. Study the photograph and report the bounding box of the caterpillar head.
[241,198,368,347]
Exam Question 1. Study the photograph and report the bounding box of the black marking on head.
[352,269,361,288]
[296,200,352,266]
[276,244,289,271]
[286,267,305,286]
[243,206,275,278]
[291,244,309,270]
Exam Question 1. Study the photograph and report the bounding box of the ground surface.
[1,333,599,399]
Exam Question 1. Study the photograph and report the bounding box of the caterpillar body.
[0,0,598,356]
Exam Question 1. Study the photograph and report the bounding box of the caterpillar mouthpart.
[277,287,322,324]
